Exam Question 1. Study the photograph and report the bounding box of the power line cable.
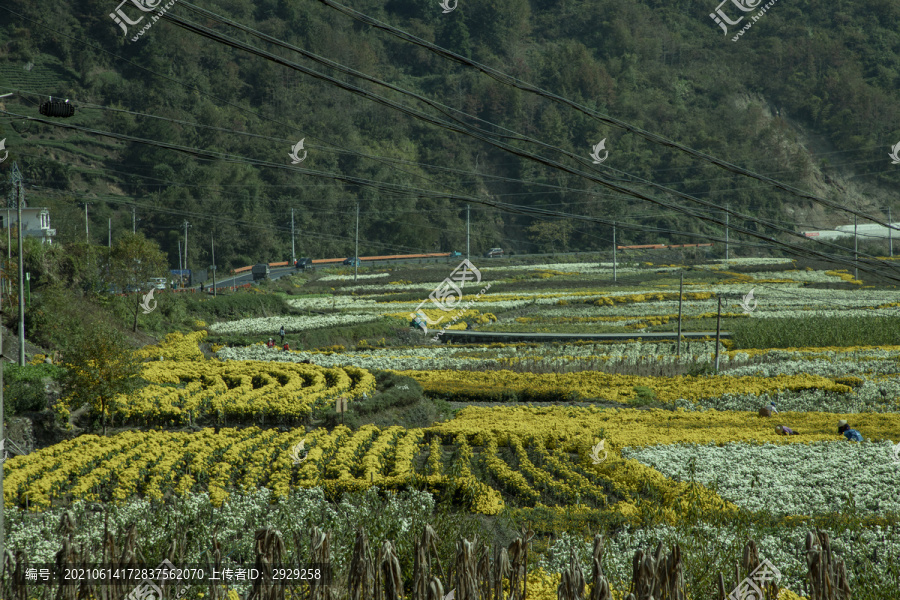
[150,10,900,283]
[315,0,899,230]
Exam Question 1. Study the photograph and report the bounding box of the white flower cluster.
[217,341,722,371]
[622,441,900,516]
[208,313,383,335]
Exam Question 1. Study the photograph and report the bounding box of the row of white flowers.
[217,341,726,371]
[208,313,383,335]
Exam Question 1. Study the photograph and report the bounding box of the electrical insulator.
[39,101,75,118]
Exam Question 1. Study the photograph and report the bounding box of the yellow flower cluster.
[105,361,376,425]
[825,270,863,285]
[135,331,208,361]
[590,291,715,306]
[11,404,899,523]
[396,370,853,404]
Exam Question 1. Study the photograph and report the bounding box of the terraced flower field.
[8,256,900,598]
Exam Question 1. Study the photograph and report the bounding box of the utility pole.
[14,164,25,366]
[178,239,183,287]
[714,296,722,372]
[183,221,190,285]
[466,204,470,261]
[0,253,4,560]
[211,233,216,298]
[132,206,136,234]
[354,202,359,282]
[291,208,295,268]
[108,218,111,248]
[84,203,90,243]
[725,203,730,261]
[854,214,858,280]
[612,222,617,284]
[5,209,9,259]
[677,271,684,357]
[889,207,893,258]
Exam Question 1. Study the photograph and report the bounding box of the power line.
[314,0,898,230]
[147,11,900,283]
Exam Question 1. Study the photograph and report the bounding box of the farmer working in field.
[775,425,798,435]
[837,420,863,441]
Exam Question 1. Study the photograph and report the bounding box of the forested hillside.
[0,0,898,269]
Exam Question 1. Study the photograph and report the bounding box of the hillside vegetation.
[0,0,898,271]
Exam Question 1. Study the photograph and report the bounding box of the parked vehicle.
[295,257,314,270]
[343,257,361,266]
[148,277,167,290]
[483,247,503,258]
[252,263,271,280]
[449,251,462,258]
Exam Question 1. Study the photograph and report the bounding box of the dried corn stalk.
[350,529,375,600]
[311,527,333,600]
[380,541,404,600]
[248,526,286,600]
[588,535,611,600]
[625,542,685,600]
[427,576,446,600]
[414,525,446,600]
[10,549,27,600]
[557,551,586,600]
[477,543,492,600]
[806,531,851,600]
[54,511,80,600]
[455,538,479,600]
[506,529,533,600]
[493,547,511,600]
[208,531,225,600]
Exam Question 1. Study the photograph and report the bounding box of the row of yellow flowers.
[103,361,375,424]
[396,369,854,404]
[59,331,377,425]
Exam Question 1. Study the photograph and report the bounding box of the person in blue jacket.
[837,420,863,442]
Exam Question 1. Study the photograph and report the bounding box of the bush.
[3,363,65,416]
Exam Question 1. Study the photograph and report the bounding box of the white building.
[1,207,56,244]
